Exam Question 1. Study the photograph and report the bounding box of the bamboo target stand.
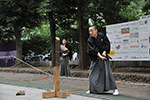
[42,37,70,98]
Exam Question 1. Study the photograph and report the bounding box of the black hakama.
[87,32,117,94]
[89,58,117,93]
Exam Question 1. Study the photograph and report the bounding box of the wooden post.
[42,37,70,98]
[54,37,60,67]
[53,37,60,93]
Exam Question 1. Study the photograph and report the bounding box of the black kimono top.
[87,32,110,61]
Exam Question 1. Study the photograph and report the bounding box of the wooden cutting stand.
[42,37,70,98]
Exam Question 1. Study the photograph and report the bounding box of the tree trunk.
[14,26,22,66]
[77,0,89,69]
[83,18,90,68]
[48,11,56,67]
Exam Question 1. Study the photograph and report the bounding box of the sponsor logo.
[114,25,121,28]
[130,45,139,48]
[114,41,122,44]
[141,16,147,19]
[121,27,130,34]
[114,30,121,33]
[131,51,139,53]
[121,24,129,27]
[108,50,115,56]
[124,56,129,59]
[115,34,120,38]
[139,32,148,36]
[141,43,148,48]
[130,32,139,38]
[140,57,149,59]
[131,56,139,59]
[130,39,139,43]
[139,26,149,30]
[116,37,121,39]
[140,51,149,53]
[140,38,148,42]
[130,22,138,26]
[130,28,138,32]
[122,35,130,38]
[123,39,129,44]
[116,45,121,50]
[110,41,113,44]
[115,57,122,59]
[139,20,148,25]
[107,32,113,35]
[123,45,129,49]
[115,52,122,54]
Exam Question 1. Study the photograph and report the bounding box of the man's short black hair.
[62,39,67,41]
[90,25,97,30]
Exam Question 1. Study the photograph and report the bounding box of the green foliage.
[0,26,15,44]
[142,0,150,14]
[45,0,77,30]
[0,0,45,29]
[22,21,51,56]
[56,27,79,53]
[22,33,51,56]
[120,0,147,21]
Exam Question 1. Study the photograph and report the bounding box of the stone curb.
[0,68,150,84]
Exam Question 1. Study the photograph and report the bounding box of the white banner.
[106,15,150,61]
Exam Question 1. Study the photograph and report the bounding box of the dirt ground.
[0,72,150,99]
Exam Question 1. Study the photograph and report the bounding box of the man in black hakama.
[86,26,119,95]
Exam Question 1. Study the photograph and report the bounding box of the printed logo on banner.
[115,34,120,38]
[121,24,129,27]
[140,56,149,59]
[130,39,139,43]
[114,25,121,29]
[140,38,148,42]
[121,27,130,34]
[116,37,121,39]
[130,28,138,32]
[130,45,139,48]
[130,32,139,38]
[139,20,148,25]
[123,45,129,49]
[141,16,147,19]
[131,51,140,53]
[123,51,129,53]
[108,50,115,56]
[123,39,129,44]
[116,45,121,50]
[114,30,121,34]
[114,57,122,59]
[114,41,122,44]
[139,32,148,36]
[124,56,129,59]
[107,31,113,36]
[139,26,149,30]
[131,56,139,59]
[141,43,148,49]
[122,34,130,39]
[130,22,138,26]
[115,52,122,54]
